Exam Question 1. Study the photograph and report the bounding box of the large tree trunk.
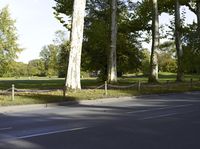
[175,0,184,82]
[65,0,86,91]
[196,1,200,32]
[148,0,159,83]
[196,0,200,54]
[108,0,118,83]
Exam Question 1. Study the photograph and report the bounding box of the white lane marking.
[0,127,12,131]
[126,109,150,114]
[140,109,196,120]
[126,104,193,114]
[140,112,179,120]
[16,127,89,139]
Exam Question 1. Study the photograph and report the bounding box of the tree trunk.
[148,0,159,83]
[197,1,200,32]
[175,0,184,82]
[65,0,86,91]
[108,0,118,83]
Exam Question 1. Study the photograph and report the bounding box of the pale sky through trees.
[0,0,196,63]
[0,0,65,63]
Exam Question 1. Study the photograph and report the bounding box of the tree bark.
[108,0,118,83]
[65,0,86,91]
[148,0,159,83]
[196,1,200,32]
[175,0,184,82]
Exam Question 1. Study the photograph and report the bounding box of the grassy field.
[0,73,200,106]
[0,73,199,90]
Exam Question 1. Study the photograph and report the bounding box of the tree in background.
[158,41,177,73]
[83,1,143,79]
[182,21,200,74]
[175,0,184,81]
[4,62,28,77]
[27,59,45,76]
[0,6,22,77]
[57,41,70,78]
[40,44,59,77]
[148,0,159,83]
[140,49,150,76]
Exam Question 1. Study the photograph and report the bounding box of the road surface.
[0,92,200,149]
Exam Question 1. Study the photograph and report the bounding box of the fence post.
[190,78,193,89]
[12,84,15,101]
[63,86,66,97]
[166,80,169,90]
[105,81,108,95]
[137,81,141,92]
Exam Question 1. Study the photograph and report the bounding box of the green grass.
[0,72,200,106]
[0,73,199,90]
[0,77,101,90]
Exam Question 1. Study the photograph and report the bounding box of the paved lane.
[0,91,200,149]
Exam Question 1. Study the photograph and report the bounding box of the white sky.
[0,0,65,63]
[0,1,197,63]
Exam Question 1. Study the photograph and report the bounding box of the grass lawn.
[0,73,200,106]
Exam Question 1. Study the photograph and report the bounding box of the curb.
[0,100,79,113]
[0,96,135,113]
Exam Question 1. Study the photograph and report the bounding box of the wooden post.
[63,86,66,97]
[138,81,141,92]
[105,81,108,95]
[12,84,15,101]
[190,78,193,89]
[166,80,169,90]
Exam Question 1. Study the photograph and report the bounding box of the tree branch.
[185,3,196,14]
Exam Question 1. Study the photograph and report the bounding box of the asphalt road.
[0,92,200,149]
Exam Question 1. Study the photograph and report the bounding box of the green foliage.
[182,24,200,74]
[183,46,200,74]
[57,41,70,78]
[51,0,200,80]
[10,62,28,77]
[158,41,177,73]
[0,6,22,77]
[40,44,59,77]
[2,62,28,77]
[28,59,45,76]
[158,52,177,73]
[53,0,73,30]
[82,0,143,80]
[140,49,150,76]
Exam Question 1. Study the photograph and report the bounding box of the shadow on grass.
[20,94,79,104]
[0,79,65,90]
[0,93,80,106]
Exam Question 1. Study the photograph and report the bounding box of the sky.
[0,1,197,63]
[0,0,66,63]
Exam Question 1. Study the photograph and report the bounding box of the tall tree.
[108,0,118,83]
[65,0,86,91]
[148,0,159,83]
[82,1,142,80]
[175,0,184,81]
[0,6,22,76]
